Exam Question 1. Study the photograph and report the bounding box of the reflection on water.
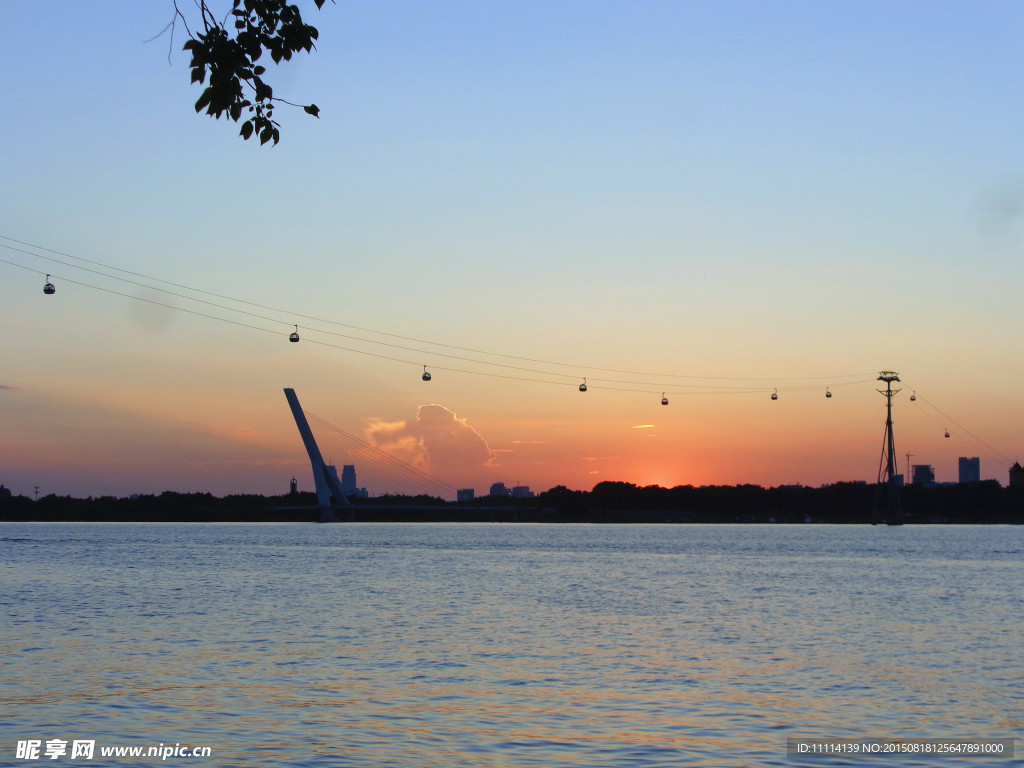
[2,523,1021,766]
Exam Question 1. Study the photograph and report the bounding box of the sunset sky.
[3,1,1023,499]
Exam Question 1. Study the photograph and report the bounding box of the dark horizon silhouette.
[3,478,1021,525]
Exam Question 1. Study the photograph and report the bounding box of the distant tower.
[289,476,298,495]
[912,464,936,487]
[1009,462,1024,487]
[324,464,343,495]
[873,371,902,524]
[341,465,357,495]
[958,457,980,484]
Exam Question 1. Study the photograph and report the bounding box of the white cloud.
[365,405,495,482]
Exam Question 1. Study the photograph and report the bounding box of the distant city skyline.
[251,452,1004,504]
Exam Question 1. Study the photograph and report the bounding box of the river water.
[2,523,1020,766]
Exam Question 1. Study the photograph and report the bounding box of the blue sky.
[2,1,1023,497]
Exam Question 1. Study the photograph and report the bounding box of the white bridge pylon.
[284,387,349,523]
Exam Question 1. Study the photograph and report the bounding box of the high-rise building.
[912,464,936,486]
[341,465,357,494]
[958,457,980,484]
[325,464,342,493]
[489,482,510,497]
[338,465,368,498]
[511,484,535,499]
[457,488,475,502]
[1010,462,1024,487]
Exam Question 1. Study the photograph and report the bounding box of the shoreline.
[3,480,1022,525]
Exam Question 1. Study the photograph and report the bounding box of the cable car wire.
[4,236,1015,472]
[4,257,774,394]
[1,252,876,395]
[902,384,1014,468]
[1,235,875,385]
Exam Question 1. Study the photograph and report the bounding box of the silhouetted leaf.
[253,78,272,103]
[178,0,329,145]
[194,89,212,113]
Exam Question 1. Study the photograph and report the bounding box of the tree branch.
[165,0,327,144]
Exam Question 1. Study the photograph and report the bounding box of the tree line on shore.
[1,480,1021,524]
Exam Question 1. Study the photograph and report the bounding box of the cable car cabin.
[422,366,432,381]
[579,379,587,392]
[289,325,300,342]
[771,389,778,400]
[661,394,669,405]
[43,275,55,295]
[945,430,950,438]
[825,388,832,398]
[910,393,917,401]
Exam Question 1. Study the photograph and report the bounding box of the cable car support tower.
[873,371,902,525]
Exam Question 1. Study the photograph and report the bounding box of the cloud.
[632,424,655,429]
[976,176,1024,242]
[365,405,495,481]
[189,458,298,470]
[0,385,14,390]
[128,288,177,335]
[362,419,427,470]
[416,404,495,472]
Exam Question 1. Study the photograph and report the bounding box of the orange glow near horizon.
[2,366,1016,499]
[1,359,1017,499]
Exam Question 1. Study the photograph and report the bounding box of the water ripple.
[2,523,1021,767]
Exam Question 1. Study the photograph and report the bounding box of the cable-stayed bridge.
[284,389,457,520]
